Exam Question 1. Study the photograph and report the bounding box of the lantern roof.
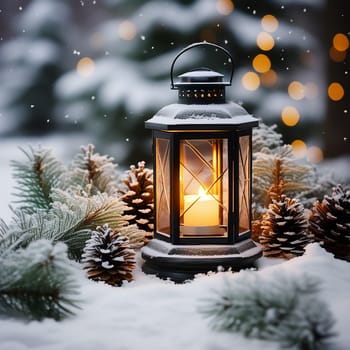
[145,102,258,130]
[174,68,229,86]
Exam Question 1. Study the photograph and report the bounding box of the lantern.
[141,42,262,281]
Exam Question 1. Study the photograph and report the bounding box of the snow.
[0,243,349,350]
[0,136,349,350]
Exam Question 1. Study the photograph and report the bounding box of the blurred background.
[0,0,349,167]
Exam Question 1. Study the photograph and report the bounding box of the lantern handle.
[170,41,234,89]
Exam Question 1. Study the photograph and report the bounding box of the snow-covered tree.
[0,0,70,135]
[54,0,324,164]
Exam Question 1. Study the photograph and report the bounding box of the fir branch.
[11,146,65,214]
[199,270,335,350]
[66,144,118,196]
[253,145,312,214]
[0,240,79,320]
[2,190,145,261]
[252,121,283,154]
[49,190,145,259]
[0,214,34,257]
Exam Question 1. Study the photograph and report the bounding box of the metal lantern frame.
[141,42,262,282]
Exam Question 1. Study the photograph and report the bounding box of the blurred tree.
[2,0,346,165]
[55,0,326,165]
[0,0,70,135]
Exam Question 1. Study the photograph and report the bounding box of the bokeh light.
[260,69,278,87]
[118,20,137,41]
[252,54,271,73]
[328,82,344,101]
[261,15,279,33]
[288,81,305,100]
[307,146,324,163]
[329,46,347,62]
[281,106,300,126]
[241,71,260,91]
[256,32,275,51]
[216,0,234,15]
[304,82,319,99]
[333,33,349,52]
[291,139,307,158]
[76,57,95,77]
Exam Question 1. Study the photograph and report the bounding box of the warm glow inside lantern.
[142,42,262,281]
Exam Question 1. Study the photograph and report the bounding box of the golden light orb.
[288,81,305,100]
[329,46,347,62]
[118,20,137,41]
[307,146,324,163]
[241,71,260,91]
[291,139,307,158]
[76,57,95,77]
[281,106,300,127]
[260,69,278,87]
[328,82,344,101]
[252,54,271,73]
[216,0,234,15]
[261,14,279,33]
[333,33,349,52]
[256,32,275,51]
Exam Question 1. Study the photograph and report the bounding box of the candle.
[184,187,219,226]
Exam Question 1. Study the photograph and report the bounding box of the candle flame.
[198,186,206,197]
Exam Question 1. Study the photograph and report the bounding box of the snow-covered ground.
[0,244,349,350]
[0,135,349,350]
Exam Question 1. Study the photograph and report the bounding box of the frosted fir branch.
[65,144,118,196]
[199,270,335,350]
[11,146,65,214]
[51,189,145,249]
[1,189,145,261]
[253,145,312,213]
[0,240,80,321]
[252,121,283,155]
[296,165,338,209]
[0,213,37,257]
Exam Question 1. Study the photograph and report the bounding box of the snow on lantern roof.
[145,102,259,130]
[175,68,228,85]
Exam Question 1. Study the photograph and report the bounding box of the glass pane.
[179,139,228,238]
[156,138,170,236]
[238,135,251,234]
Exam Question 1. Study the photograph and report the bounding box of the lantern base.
[141,238,262,283]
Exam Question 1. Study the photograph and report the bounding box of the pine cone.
[82,224,136,286]
[118,161,154,243]
[251,219,262,242]
[260,196,311,258]
[309,184,350,261]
